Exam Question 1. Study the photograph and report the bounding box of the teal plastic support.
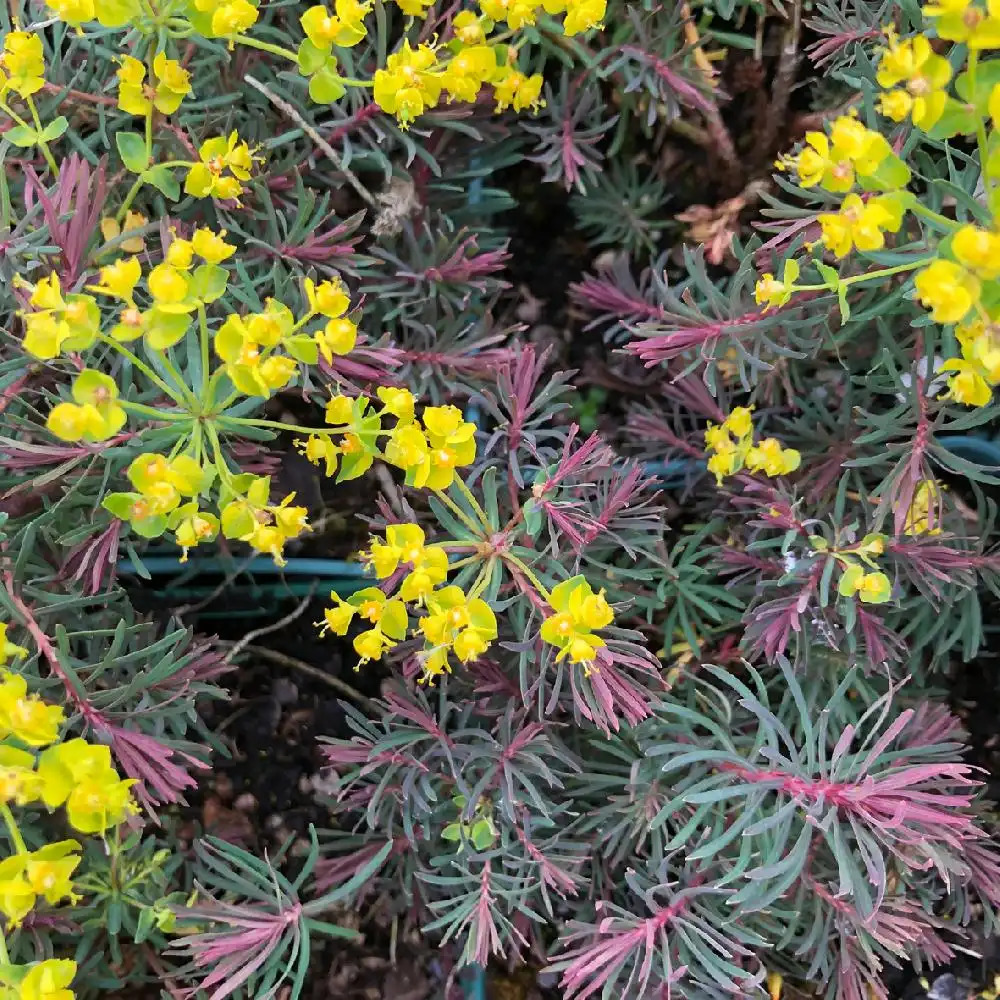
[460,965,487,1000]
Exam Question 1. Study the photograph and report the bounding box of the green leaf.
[142,164,180,200]
[470,819,495,851]
[285,334,319,364]
[39,116,69,142]
[861,151,911,191]
[297,38,331,75]
[837,282,851,324]
[309,64,347,105]
[189,263,229,303]
[814,261,840,288]
[441,823,463,842]
[5,125,41,148]
[116,132,149,173]
[925,97,979,139]
[955,61,1000,110]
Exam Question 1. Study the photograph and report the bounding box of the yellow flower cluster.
[185,132,258,202]
[703,407,801,485]
[298,390,478,490]
[117,52,192,116]
[539,576,613,672]
[817,192,905,259]
[478,0,605,36]
[370,38,543,127]
[105,458,309,564]
[0,667,135,954]
[1,676,135,837]
[0,32,45,100]
[876,32,951,129]
[903,479,944,535]
[320,523,497,681]
[832,534,892,605]
[0,959,77,1000]
[778,115,906,194]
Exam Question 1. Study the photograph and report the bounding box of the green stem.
[197,304,211,400]
[157,351,199,408]
[235,35,299,61]
[467,556,496,599]
[0,931,8,964]
[969,50,994,198]
[218,415,345,435]
[118,399,191,421]
[203,421,236,489]
[145,106,153,160]
[339,77,375,87]
[25,96,60,174]
[0,802,27,854]
[910,202,957,232]
[504,553,550,601]
[115,176,146,225]
[453,477,492,529]
[97,333,188,404]
[796,256,932,294]
[433,488,484,537]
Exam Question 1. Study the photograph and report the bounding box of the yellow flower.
[754,259,799,310]
[0,32,45,98]
[205,0,259,38]
[722,406,753,439]
[903,479,944,535]
[480,0,540,28]
[876,33,950,128]
[117,55,150,115]
[409,405,477,490]
[924,0,1000,46]
[952,225,1000,280]
[185,132,257,202]
[453,11,485,42]
[100,211,147,253]
[91,256,142,301]
[562,0,605,34]
[24,842,81,905]
[818,193,904,258]
[940,325,1000,407]
[364,524,449,601]
[152,51,192,113]
[19,959,77,1000]
[492,68,544,112]
[539,575,613,669]
[215,309,299,397]
[418,586,497,676]
[47,370,127,443]
[0,671,64,746]
[914,259,980,324]
[191,227,236,263]
[745,438,801,477]
[441,44,497,103]
[318,587,408,663]
[45,0,95,25]
[0,624,28,665]
[838,564,892,604]
[396,0,433,15]
[303,276,350,317]
[37,739,135,833]
[297,435,340,476]
[300,0,370,47]
[18,273,100,360]
[170,505,220,562]
[0,746,43,806]
[373,41,442,127]
[778,117,889,192]
[377,386,415,424]
[0,855,35,926]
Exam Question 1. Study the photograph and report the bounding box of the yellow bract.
[539,576,613,671]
